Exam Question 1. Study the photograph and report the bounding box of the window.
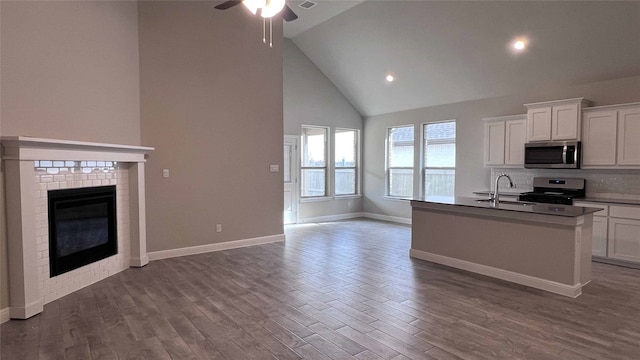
[386,125,414,197]
[301,126,328,197]
[335,129,359,196]
[423,121,456,197]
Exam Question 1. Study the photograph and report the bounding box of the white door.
[284,136,298,224]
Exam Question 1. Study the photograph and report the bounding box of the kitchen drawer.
[610,205,640,220]
[574,201,608,216]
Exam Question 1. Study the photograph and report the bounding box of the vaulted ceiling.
[286,1,640,116]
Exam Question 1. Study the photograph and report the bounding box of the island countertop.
[411,196,602,217]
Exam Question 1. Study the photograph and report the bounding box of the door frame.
[284,135,299,224]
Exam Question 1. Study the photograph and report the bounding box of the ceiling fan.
[215,0,299,22]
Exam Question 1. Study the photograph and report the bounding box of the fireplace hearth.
[48,185,118,276]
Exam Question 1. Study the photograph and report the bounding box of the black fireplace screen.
[48,185,117,276]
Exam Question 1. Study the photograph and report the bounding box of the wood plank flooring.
[2,219,639,359]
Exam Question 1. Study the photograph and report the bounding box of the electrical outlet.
[162,169,170,178]
[216,224,222,233]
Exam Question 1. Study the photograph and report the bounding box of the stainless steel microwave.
[524,141,581,169]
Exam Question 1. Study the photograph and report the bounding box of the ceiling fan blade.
[214,0,242,10]
[282,5,298,22]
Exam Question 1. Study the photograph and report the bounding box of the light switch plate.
[162,169,170,178]
[270,165,279,172]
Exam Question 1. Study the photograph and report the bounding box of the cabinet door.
[582,110,617,166]
[608,218,640,263]
[551,103,580,140]
[484,121,505,166]
[504,119,526,165]
[592,216,608,257]
[617,106,640,166]
[527,107,552,141]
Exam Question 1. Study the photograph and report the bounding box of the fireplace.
[48,185,118,276]
[1,136,153,320]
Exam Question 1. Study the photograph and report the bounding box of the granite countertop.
[411,196,602,217]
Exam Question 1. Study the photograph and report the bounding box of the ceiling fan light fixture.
[243,0,266,15]
[261,0,286,18]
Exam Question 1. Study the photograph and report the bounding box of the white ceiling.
[283,0,365,38]
[287,1,640,116]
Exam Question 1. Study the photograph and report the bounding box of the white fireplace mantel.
[1,136,154,319]
[1,136,153,162]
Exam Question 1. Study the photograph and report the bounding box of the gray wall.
[0,1,141,312]
[0,1,141,144]
[139,1,284,251]
[284,39,363,220]
[363,75,640,219]
[0,0,285,312]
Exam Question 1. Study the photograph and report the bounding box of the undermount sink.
[475,199,536,206]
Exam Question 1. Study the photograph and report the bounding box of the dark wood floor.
[2,219,639,360]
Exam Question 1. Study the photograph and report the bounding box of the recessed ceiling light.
[514,40,526,50]
[386,74,394,82]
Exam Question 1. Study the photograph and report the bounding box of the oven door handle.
[562,146,568,164]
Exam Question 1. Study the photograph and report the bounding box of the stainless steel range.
[518,177,586,205]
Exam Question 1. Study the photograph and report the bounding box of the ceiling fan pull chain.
[263,17,266,44]
[269,17,273,48]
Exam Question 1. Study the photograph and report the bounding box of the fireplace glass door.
[48,185,117,276]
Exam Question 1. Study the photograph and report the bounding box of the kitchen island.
[410,197,601,297]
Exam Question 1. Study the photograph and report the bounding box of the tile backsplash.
[490,168,640,201]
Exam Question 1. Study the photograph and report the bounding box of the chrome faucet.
[492,173,514,206]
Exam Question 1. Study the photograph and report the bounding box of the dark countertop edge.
[411,196,602,218]
[473,190,528,196]
[473,191,640,206]
[578,197,640,206]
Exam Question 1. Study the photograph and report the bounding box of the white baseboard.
[148,234,285,261]
[296,212,411,225]
[362,212,412,225]
[409,249,582,298]
[297,212,364,224]
[0,307,10,324]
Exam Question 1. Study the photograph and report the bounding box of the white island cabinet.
[410,197,600,297]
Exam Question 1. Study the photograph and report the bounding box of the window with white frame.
[301,126,328,197]
[386,125,414,197]
[423,121,456,197]
[335,129,359,196]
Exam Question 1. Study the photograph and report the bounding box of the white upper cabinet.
[617,106,640,166]
[582,109,618,166]
[504,118,526,165]
[527,107,552,141]
[582,103,640,168]
[483,115,526,167]
[525,98,591,142]
[484,120,505,166]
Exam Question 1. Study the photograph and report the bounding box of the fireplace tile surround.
[1,137,153,319]
[35,166,128,304]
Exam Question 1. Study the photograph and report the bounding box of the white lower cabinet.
[575,201,640,264]
[607,205,640,263]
